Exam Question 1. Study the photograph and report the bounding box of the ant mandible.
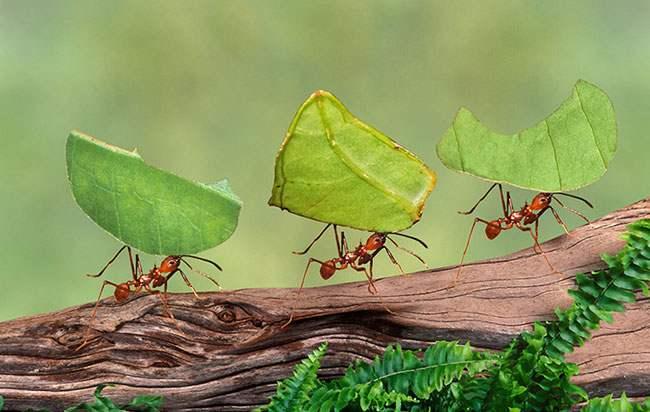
[284,223,428,326]
[455,183,593,283]
[78,245,222,349]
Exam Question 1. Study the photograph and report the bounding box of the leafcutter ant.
[284,223,428,326]
[455,183,593,283]
[77,245,222,349]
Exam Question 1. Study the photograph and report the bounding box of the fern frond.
[259,219,650,412]
[581,392,650,411]
[258,342,328,412]
[309,342,495,411]
[472,219,650,411]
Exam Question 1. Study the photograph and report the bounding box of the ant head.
[160,256,182,273]
[530,193,553,211]
[365,233,387,251]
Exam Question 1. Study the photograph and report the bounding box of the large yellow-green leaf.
[436,80,617,192]
[269,90,436,232]
[66,131,242,255]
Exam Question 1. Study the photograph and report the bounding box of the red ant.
[78,245,221,348]
[455,183,593,283]
[284,223,428,326]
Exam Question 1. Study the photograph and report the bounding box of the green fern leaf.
[258,219,650,412]
[322,342,493,411]
[258,342,328,412]
[582,392,650,411]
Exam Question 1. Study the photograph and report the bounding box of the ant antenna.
[385,232,429,249]
[179,255,223,271]
[554,192,594,208]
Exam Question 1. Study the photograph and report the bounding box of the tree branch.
[0,198,649,411]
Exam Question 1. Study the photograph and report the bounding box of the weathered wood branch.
[1,198,649,411]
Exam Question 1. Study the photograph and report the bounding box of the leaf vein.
[543,119,563,189]
[451,121,466,172]
[575,86,608,168]
[315,98,415,218]
[110,169,123,240]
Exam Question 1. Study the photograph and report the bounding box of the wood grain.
[0,198,648,411]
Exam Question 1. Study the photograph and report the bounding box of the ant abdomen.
[113,284,130,301]
[485,221,501,239]
[320,261,336,279]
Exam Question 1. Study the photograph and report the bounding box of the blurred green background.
[1,1,649,321]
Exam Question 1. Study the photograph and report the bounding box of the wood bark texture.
[0,198,649,411]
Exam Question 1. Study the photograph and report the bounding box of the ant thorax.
[344,250,358,262]
[510,209,526,221]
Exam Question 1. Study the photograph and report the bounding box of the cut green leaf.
[269,90,436,232]
[66,131,242,255]
[436,80,617,192]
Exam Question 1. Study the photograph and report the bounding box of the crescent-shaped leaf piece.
[436,80,617,192]
[269,90,436,233]
[66,131,242,255]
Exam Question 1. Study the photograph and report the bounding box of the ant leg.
[350,263,378,294]
[127,251,144,281]
[371,246,404,275]
[333,224,342,257]
[350,264,396,315]
[134,253,143,279]
[521,217,544,255]
[126,247,137,279]
[88,281,122,322]
[455,218,492,285]
[505,190,514,217]
[87,245,132,278]
[383,247,405,274]
[176,269,201,299]
[340,230,350,256]
[145,283,179,333]
[160,281,181,331]
[517,224,560,275]
[283,258,326,328]
[150,286,175,320]
[526,205,551,252]
[76,280,123,351]
[548,206,571,235]
[293,224,332,255]
[162,281,174,318]
[532,219,542,253]
[459,183,500,215]
[386,237,427,267]
[162,281,173,318]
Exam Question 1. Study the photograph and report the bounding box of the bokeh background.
[1,1,649,321]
